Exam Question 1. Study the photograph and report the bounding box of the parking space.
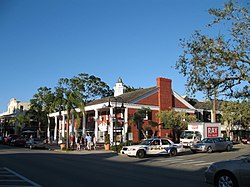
[0,167,41,187]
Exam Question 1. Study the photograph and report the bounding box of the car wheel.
[215,171,238,187]
[226,145,231,152]
[136,150,145,158]
[191,150,196,153]
[170,149,177,156]
[207,146,213,153]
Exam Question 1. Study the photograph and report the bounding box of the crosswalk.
[140,158,214,167]
[0,167,41,187]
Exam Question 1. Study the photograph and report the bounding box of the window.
[213,138,219,143]
[152,140,160,145]
[144,110,152,120]
[162,139,170,145]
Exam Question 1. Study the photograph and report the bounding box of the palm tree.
[9,113,30,134]
[56,73,113,148]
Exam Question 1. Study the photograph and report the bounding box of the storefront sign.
[207,126,218,137]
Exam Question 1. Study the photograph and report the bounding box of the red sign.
[207,127,218,137]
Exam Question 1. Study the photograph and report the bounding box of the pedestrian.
[76,136,81,151]
[93,135,97,150]
[86,133,92,150]
[70,134,74,149]
[81,135,86,150]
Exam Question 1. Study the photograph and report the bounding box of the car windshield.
[139,139,153,145]
[180,131,194,139]
[201,138,214,143]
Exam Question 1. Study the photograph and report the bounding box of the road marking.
[144,158,215,167]
[157,158,184,162]
[181,160,205,164]
[194,162,214,166]
[0,167,42,187]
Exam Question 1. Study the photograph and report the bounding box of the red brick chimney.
[156,77,173,111]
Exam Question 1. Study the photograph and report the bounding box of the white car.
[121,137,185,158]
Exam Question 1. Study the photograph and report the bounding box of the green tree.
[56,77,84,148]
[132,107,152,140]
[9,113,30,134]
[56,73,113,148]
[124,85,141,93]
[157,110,197,141]
[27,107,47,137]
[219,100,250,139]
[175,0,249,99]
[30,87,55,140]
[75,73,113,101]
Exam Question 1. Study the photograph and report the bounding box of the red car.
[241,137,250,144]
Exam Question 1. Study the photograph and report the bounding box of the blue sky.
[0,0,227,112]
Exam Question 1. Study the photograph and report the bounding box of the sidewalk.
[46,143,114,154]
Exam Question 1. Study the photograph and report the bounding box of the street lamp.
[107,96,125,152]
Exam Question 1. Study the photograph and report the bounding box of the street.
[0,144,249,187]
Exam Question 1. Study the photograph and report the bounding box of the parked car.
[205,156,250,187]
[10,137,27,146]
[190,137,233,153]
[25,138,46,149]
[241,137,250,144]
[121,137,185,158]
[3,134,19,145]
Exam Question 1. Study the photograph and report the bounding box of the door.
[213,138,224,151]
[98,131,105,143]
[147,139,161,155]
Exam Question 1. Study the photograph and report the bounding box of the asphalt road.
[0,144,249,187]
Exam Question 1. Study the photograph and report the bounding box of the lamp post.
[107,96,125,153]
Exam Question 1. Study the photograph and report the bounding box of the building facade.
[49,77,198,144]
[0,98,30,134]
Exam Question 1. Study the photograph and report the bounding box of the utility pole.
[212,89,217,123]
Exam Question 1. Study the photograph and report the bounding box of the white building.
[0,98,30,134]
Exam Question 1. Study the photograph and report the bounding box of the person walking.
[93,135,97,150]
[86,133,92,150]
[76,136,81,151]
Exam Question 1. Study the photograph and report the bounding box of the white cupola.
[114,77,125,97]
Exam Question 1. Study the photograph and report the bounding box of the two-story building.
[49,77,201,144]
[0,98,30,134]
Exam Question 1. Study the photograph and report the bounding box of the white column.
[62,114,65,139]
[82,112,86,137]
[54,116,58,142]
[58,118,62,144]
[47,117,50,142]
[94,109,98,140]
[109,107,114,145]
[123,108,128,142]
